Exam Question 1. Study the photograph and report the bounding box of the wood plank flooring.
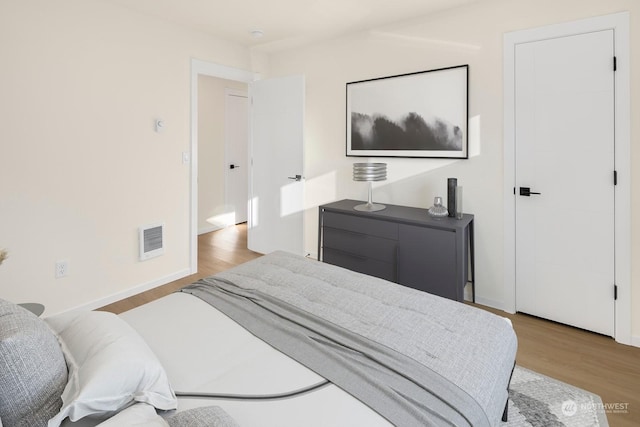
[478,305,640,427]
[100,224,640,427]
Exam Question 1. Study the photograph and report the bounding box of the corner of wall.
[250,49,269,78]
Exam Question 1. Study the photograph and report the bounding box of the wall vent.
[139,223,164,261]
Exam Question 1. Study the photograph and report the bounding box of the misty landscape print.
[346,65,468,158]
[351,111,463,151]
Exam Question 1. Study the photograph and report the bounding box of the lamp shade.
[353,163,387,182]
[353,163,387,212]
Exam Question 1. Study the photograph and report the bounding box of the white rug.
[505,366,609,427]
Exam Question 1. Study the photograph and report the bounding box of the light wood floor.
[99,225,261,314]
[100,224,640,427]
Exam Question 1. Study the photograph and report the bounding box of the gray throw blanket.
[181,252,495,427]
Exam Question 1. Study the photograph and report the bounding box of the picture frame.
[346,65,468,159]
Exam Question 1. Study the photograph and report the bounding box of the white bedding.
[63,292,393,426]
[121,292,393,426]
[57,250,517,427]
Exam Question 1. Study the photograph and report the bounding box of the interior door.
[515,30,615,336]
[225,89,248,225]
[248,75,305,255]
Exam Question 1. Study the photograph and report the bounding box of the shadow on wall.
[267,114,480,218]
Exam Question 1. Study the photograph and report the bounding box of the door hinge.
[614,170,618,185]
[614,284,618,300]
[613,56,617,71]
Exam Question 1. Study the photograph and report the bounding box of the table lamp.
[353,162,387,212]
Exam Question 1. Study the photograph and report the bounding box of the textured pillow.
[167,406,240,427]
[96,403,169,426]
[45,311,177,427]
[0,299,67,427]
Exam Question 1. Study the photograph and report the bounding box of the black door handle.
[519,187,541,197]
[229,164,240,169]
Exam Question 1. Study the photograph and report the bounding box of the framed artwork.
[346,65,468,158]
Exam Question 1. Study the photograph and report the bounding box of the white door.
[225,89,248,225]
[248,75,305,255]
[515,30,615,336]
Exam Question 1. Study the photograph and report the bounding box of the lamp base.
[354,202,386,212]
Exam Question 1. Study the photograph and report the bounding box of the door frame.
[224,88,249,226]
[189,59,259,273]
[503,12,631,345]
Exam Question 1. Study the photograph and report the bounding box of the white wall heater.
[139,223,164,261]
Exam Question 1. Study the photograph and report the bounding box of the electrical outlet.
[55,261,68,278]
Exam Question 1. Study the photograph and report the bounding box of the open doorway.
[197,76,248,235]
[188,59,257,274]
[189,60,306,272]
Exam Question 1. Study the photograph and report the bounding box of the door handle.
[288,174,303,181]
[519,187,541,197]
[229,164,240,169]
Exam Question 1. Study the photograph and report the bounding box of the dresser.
[318,199,474,302]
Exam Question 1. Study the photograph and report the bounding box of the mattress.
[61,251,517,426]
[121,292,394,427]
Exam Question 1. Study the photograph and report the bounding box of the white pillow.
[96,403,169,427]
[45,311,177,427]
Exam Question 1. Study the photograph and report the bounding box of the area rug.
[505,366,609,427]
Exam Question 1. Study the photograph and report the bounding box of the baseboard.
[57,268,191,315]
[474,296,511,313]
[476,300,640,348]
[198,224,223,235]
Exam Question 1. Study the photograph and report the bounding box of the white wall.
[266,0,640,337]
[1,0,638,341]
[197,76,248,234]
[0,0,251,314]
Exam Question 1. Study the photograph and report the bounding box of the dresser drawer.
[323,227,397,262]
[319,200,474,303]
[323,248,396,282]
[322,211,398,240]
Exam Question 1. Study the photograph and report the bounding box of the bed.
[0,251,517,427]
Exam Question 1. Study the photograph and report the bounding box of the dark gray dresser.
[318,199,474,302]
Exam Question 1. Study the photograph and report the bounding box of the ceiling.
[103,0,481,51]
